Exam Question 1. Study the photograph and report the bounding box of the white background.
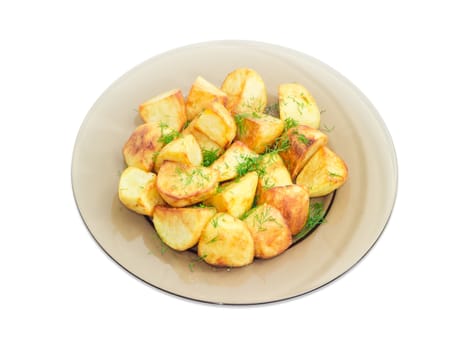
[1,1,461,349]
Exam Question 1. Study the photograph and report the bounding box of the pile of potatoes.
[118,68,348,268]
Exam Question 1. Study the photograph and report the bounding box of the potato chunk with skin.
[236,112,284,153]
[194,101,236,148]
[118,167,165,216]
[154,134,202,172]
[123,122,167,172]
[198,213,254,267]
[205,171,258,218]
[153,206,216,251]
[221,68,267,114]
[256,153,292,198]
[211,141,258,182]
[139,88,186,131]
[279,83,321,129]
[258,185,309,235]
[279,125,328,179]
[242,204,292,259]
[156,161,219,207]
[185,76,228,121]
[296,146,348,197]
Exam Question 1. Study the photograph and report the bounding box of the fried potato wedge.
[236,112,284,153]
[185,76,228,121]
[181,119,224,156]
[154,134,202,172]
[257,184,309,235]
[194,101,236,148]
[205,171,258,218]
[139,88,186,131]
[279,125,328,179]
[211,141,258,182]
[296,146,348,197]
[152,206,216,251]
[118,167,165,216]
[221,68,267,114]
[198,213,254,267]
[123,122,167,172]
[156,161,219,207]
[256,153,292,198]
[242,204,292,259]
[279,83,321,129]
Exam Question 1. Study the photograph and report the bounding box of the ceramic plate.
[72,41,398,305]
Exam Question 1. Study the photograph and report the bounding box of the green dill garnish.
[306,202,326,230]
[188,254,208,272]
[202,148,220,167]
[158,122,180,144]
[183,119,192,129]
[194,203,207,208]
[283,117,299,131]
[211,216,219,228]
[262,176,275,190]
[241,96,265,112]
[235,154,265,177]
[240,206,258,220]
[234,113,247,136]
[292,202,326,242]
[160,241,167,255]
[321,123,335,132]
[175,166,210,188]
[207,235,219,244]
[151,151,160,163]
[252,205,279,231]
[285,95,306,115]
[216,185,224,193]
[294,131,312,146]
[328,171,342,178]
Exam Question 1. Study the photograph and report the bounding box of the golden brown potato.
[152,206,216,251]
[198,213,254,267]
[236,112,284,153]
[257,184,309,235]
[156,161,219,207]
[122,122,166,172]
[221,68,267,114]
[181,119,224,156]
[205,171,258,218]
[154,134,202,172]
[194,101,236,148]
[211,141,258,182]
[279,125,328,179]
[296,146,348,197]
[118,166,165,216]
[185,76,228,121]
[256,153,292,198]
[279,83,321,129]
[242,204,292,259]
[139,88,187,131]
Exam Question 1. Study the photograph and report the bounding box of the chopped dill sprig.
[158,122,180,144]
[292,202,326,242]
[188,254,208,272]
[202,148,220,167]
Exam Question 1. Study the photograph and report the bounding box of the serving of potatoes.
[118,68,348,269]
